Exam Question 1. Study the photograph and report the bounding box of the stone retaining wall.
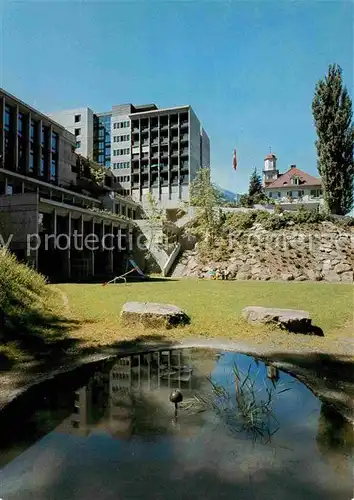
[175,223,354,282]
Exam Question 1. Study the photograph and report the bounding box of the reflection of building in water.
[56,349,201,439]
[110,350,193,394]
[56,370,110,436]
[266,364,279,382]
[107,350,195,438]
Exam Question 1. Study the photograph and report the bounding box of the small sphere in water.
[170,389,183,404]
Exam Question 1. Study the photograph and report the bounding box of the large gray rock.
[281,272,294,281]
[236,271,252,280]
[242,306,312,333]
[121,302,189,329]
[341,271,354,282]
[323,270,341,282]
[334,262,351,274]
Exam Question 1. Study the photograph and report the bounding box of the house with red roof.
[262,152,323,209]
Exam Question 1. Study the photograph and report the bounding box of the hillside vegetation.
[0,251,73,366]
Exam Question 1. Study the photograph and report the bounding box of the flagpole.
[233,149,238,203]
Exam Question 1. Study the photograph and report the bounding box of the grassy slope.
[0,251,75,365]
[57,280,354,354]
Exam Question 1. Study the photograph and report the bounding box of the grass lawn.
[56,279,354,355]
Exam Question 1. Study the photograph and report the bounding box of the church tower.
[263,152,278,186]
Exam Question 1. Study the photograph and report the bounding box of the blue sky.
[1,0,353,193]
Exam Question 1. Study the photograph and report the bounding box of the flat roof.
[0,87,73,134]
[129,104,190,118]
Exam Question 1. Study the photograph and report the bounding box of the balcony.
[132,128,140,134]
[180,121,189,128]
[170,151,179,157]
[160,124,168,130]
[170,123,178,129]
[151,152,159,159]
[161,151,168,158]
[180,149,189,156]
[180,162,189,170]
[170,136,178,143]
[160,164,168,173]
[180,135,188,142]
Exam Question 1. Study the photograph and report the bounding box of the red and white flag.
[233,149,237,171]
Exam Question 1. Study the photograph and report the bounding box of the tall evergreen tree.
[248,168,263,198]
[312,64,354,215]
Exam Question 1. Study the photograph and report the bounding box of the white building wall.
[265,186,324,210]
[49,107,94,159]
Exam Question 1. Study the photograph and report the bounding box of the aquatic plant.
[181,362,291,443]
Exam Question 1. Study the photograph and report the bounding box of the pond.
[0,349,353,500]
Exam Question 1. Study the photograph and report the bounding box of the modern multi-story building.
[50,103,210,208]
[0,88,138,280]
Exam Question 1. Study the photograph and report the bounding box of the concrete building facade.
[51,103,210,208]
[0,88,139,280]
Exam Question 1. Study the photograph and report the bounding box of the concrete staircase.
[135,219,181,276]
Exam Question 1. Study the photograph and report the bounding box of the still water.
[0,349,353,500]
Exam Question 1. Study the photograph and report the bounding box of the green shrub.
[225,211,258,230]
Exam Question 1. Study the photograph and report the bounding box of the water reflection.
[0,349,353,500]
[55,349,210,439]
[316,402,354,477]
[181,361,288,443]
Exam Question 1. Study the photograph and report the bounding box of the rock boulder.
[242,306,313,333]
[121,302,190,329]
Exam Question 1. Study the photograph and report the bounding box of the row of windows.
[6,107,57,148]
[113,121,129,129]
[268,189,323,198]
[117,175,130,182]
[5,104,58,151]
[113,135,130,143]
[112,162,130,169]
[113,148,130,156]
[118,189,130,197]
